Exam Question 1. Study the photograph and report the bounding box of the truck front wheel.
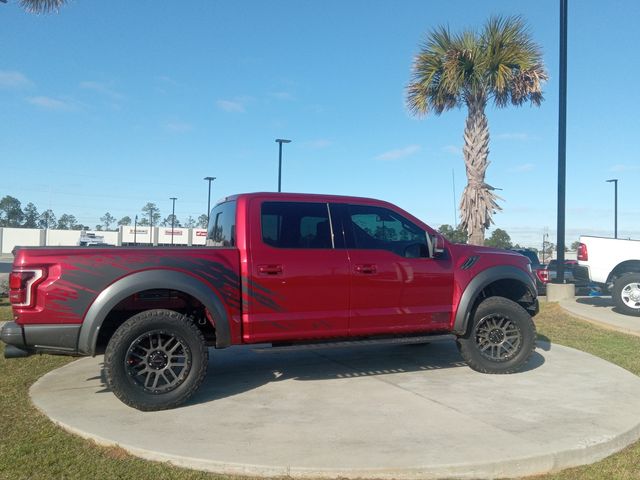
[612,273,640,316]
[104,309,209,411]
[456,297,536,374]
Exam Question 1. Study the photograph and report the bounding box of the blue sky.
[1,0,638,247]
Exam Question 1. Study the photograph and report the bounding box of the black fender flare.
[77,269,231,355]
[453,265,536,335]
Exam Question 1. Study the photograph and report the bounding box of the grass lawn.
[0,297,13,323]
[1,300,640,480]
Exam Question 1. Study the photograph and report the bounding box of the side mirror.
[428,233,446,258]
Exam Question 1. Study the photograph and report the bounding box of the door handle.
[355,264,377,274]
[258,264,283,275]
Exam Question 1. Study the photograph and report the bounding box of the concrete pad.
[546,283,575,302]
[31,341,640,479]
[560,296,640,337]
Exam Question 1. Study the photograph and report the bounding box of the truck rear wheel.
[612,273,640,316]
[104,309,208,411]
[456,297,536,374]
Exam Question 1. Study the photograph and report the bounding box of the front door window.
[345,204,452,335]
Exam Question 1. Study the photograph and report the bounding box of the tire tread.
[104,309,208,411]
[456,296,536,374]
[612,273,640,317]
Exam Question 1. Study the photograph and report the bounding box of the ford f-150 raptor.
[2,193,539,410]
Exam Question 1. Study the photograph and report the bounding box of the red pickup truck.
[2,192,538,411]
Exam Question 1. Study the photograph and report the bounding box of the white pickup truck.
[576,236,640,316]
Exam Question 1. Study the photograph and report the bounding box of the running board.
[251,334,456,353]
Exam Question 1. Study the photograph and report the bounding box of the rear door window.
[261,202,333,249]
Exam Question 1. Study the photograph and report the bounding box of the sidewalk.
[558,296,640,337]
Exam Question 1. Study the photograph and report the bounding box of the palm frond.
[19,0,66,14]
[406,25,464,116]
[510,64,548,106]
[480,15,547,107]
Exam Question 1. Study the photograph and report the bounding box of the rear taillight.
[9,268,46,307]
[535,268,549,284]
[577,243,588,261]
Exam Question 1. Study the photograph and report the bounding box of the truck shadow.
[93,342,545,407]
[576,296,613,308]
[575,296,628,315]
[189,341,544,407]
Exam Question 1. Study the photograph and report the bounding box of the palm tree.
[407,16,547,245]
[16,0,66,13]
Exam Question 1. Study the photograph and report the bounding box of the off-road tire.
[456,297,536,374]
[612,273,640,317]
[104,309,208,411]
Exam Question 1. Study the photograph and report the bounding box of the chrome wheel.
[620,282,640,310]
[474,314,522,362]
[125,330,191,394]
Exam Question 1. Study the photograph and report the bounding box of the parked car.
[533,259,591,296]
[547,259,590,293]
[509,248,590,295]
[577,236,640,316]
[2,192,539,411]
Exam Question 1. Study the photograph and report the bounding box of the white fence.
[1,228,42,254]
[0,226,208,254]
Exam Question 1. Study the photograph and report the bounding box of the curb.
[558,300,640,338]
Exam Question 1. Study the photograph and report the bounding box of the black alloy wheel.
[456,296,536,374]
[474,314,523,362]
[104,309,209,411]
[125,330,191,394]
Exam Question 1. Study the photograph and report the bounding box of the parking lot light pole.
[170,197,177,245]
[275,139,291,192]
[606,179,618,238]
[134,215,138,246]
[555,0,568,284]
[204,176,216,228]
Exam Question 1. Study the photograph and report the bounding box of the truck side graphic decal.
[44,253,280,322]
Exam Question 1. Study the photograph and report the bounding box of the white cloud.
[376,145,421,161]
[509,163,535,173]
[0,70,33,89]
[269,91,295,101]
[494,132,531,141]
[442,145,462,156]
[154,76,179,94]
[610,164,640,172]
[216,99,246,113]
[27,96,74,111]
[164,121,193,133]
[304,139,332,149]
[80,81,123,100]
[157,75,178,86]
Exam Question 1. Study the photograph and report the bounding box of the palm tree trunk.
[459,96,501,246]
